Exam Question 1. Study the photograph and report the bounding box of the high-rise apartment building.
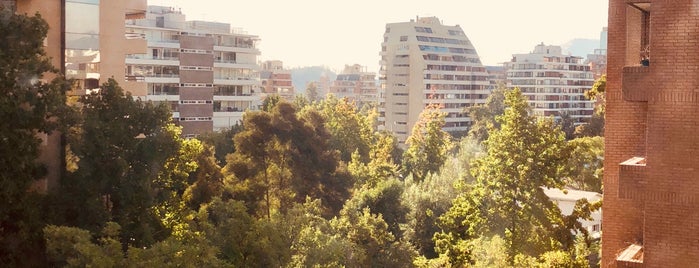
[505,43,595,124]
[260,60,294,100]
[329,64,377,107]
[125,6,261,136]
[604,1,699,266]
[7,0,148,192]
[379,16,490,143]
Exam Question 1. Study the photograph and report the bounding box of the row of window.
[426,93,489,100]
[427,65,486,72]
[424,74,489,81]
[418,45,476,55]
[426,84,489,91]
[510,79,594,86]
[423,54,481,63]
[519,87,587,94]
[416,36,470,46]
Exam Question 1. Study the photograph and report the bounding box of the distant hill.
[290,66,337,95]
[561,38,600,57]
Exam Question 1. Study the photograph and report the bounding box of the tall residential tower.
[379,16,490,143]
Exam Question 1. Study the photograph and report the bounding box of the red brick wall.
[604,1,699,267]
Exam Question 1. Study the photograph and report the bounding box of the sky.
[148,0,608,73]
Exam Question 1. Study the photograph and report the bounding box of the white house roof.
[543,187,602,203]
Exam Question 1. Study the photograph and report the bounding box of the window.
[399,36,408,42]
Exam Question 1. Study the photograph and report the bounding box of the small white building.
[543,187,602,239]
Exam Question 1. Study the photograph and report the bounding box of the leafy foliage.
[403,104,452,181]
[437,88,575,265]
[0,8,72,266]
[467,86,506,142]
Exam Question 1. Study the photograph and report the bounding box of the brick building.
[604,1,699,266]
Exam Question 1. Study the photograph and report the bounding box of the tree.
[306,82,319,102]
[402,104,452,181]
[224,100,351,218]
[577,75,606,137]
[0,8,71,266]
[467,86,506,142]
[315,95,375,163]
[564,137,604,192]
[198,125,242,166]
[438,88,572,264]
[58,79,181,248]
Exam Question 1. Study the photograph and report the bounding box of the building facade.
[125,6,261,137]
[379,16,490,144]
[260,60,294,100]
[604,1,699,266]
[7,0,148,192]
[505,43,595,124]
[329,64,377,107]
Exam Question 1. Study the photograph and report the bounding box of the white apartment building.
[505,43,595,123]
[329,64,377,108]
[379,16,490,144]
[125,6,261,137]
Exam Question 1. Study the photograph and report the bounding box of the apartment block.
[329,64,377,108]
[505,43,595,124]
[604,1,699,267]
[7,0,148,192]
[379,16,490,144]
[125,6,261,137]
[260,60,294,100]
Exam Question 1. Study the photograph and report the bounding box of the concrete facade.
[126,6,261,137]
[379,16,490,144]
[604,1,699,267]
[260,60,294,100]
[329,64,377,108]
[505,43,596,124]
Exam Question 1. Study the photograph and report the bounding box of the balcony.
[622,66,653,102]
[618,156,647,200]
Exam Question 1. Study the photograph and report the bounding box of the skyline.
[148,0,608,73]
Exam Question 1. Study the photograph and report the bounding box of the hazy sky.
[148,0,608,73]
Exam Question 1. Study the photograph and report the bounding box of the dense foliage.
[3,11,605,267]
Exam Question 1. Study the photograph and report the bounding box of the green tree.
[332,207,417,267]
[467,86,506,142]
[577,75,606,137]
[402,104,452,181]
[565,136,604,192]
[198,125,242,166]
[0,8,72,266]
[315,95,375,163]
[58,79,181,248]
[225,100,351,218]
[306,82,319,102]
[438,88,572,265]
